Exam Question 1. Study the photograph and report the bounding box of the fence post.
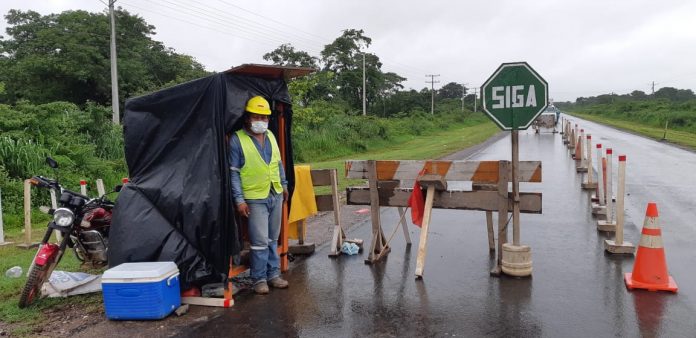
[604,155,634,254]
[96,179,106,197]
[17,179,39,249]
[598,149,616,232]
[0,188,12,246]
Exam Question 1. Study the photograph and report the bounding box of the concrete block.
[597,220,617,232]
[604,240,635,254]
[582,182,597,190]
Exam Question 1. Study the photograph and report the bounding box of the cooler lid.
[103,262,179,280]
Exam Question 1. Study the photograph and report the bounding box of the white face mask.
[250,120,268,134]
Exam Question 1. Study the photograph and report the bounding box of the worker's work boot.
[254,282,269,295]
[268,277,289,289]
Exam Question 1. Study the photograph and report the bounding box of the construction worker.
[229,96,289,295]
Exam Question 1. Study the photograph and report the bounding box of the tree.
[654,87,696,102]
[630,90,648,100]
[437,82,465,100]
[263,43,317,68]
[0,9,209,106]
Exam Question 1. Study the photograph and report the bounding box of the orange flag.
[408,176,425,227]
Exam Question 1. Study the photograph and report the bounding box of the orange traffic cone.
[624,202,678,292]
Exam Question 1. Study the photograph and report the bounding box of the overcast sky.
[2,0,695,101]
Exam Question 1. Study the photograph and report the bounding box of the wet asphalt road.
[179,115,696,337]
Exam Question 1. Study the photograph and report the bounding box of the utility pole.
[362,53,366,116]
[473,87,478,113]
[425,74,440,115]
[109,0,120,124]
[460,83,469,113]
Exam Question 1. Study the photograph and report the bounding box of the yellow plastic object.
[245,96,271,115]
[288,165,318,239]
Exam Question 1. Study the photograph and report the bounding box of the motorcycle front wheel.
[18,262,51,308]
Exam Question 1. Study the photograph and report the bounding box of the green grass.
[568,112,696,150]
[0,222,104,336]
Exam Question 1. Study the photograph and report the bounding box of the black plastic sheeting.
[108,73,295,289]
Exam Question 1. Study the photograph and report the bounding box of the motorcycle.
[18,157,120,308]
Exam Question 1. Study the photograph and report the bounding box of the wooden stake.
[415,185,435,278]
[17,180,38,249]
[23,179,31,244]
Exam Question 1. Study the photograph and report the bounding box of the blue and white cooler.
[102,262,181,320]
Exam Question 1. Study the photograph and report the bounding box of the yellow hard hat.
[245,96,272,115]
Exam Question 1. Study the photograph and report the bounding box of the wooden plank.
[346,188,542,214]
[182,297,233,308]
[310,169,333,186]
[366,160,386,262]
[315,195,335,212]
[329,169,341,226]
[415,185,435,278]
[345,160,541,183]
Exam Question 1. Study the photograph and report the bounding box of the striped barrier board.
[345,160,541,183]
[347,188,542,213]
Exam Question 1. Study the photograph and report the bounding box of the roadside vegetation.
[557,88,696,149]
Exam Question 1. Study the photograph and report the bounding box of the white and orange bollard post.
[582,135,595,189]
[576,129,588,173]
[80,180,88,196]
[591,144,607,216]
[598,148,616,232]
[605,155,634,254]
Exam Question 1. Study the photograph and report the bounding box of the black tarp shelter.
[109,64,314,289]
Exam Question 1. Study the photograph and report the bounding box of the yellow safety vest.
[236,129,283,200]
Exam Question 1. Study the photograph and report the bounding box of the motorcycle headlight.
[53,208,75,227]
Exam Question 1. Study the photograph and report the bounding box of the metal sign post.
[481,61,548,277]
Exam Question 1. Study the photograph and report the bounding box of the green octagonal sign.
[481,62,548,130]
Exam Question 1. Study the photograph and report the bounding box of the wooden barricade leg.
[414,185,435,278]
[397,206,412,245]
[365,160,389,264]
[491,161,509,276]
[486,211,495,252]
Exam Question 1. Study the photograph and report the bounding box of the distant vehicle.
[532,110,558,133]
